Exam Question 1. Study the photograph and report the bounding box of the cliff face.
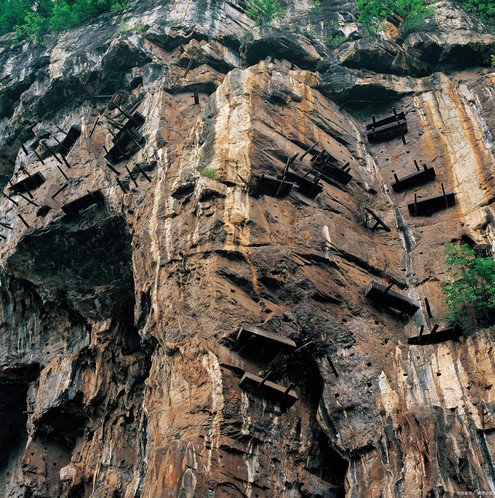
[1,1,495,497]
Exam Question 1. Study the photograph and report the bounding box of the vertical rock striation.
[0,0,495,497]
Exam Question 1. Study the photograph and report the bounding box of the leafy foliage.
[0,0,127,41]
[458,0,495,24]
[442,243,495,329]
[246,0,284,26]
[200,168,217,179]
[312,0,322,13]
[352,191,376,228]
[356,0,434,33]
[0,1,30,35]
[325,34,347,49]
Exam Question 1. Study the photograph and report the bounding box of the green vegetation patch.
[458,0,495,24]
[200,168,217,179]
[0,0,127,41]
[246,0,284,26]
[356,0,434,33]
[442,243,495,329]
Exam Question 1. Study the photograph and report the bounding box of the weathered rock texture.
[1,0,495,497]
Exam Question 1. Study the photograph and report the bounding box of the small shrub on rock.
[356,0,434,34]
[200,168,217,180]
[246,0,284,26]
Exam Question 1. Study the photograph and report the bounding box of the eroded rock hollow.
[1,0,495,496]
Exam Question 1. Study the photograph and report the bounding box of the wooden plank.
[10,172,45,194]
[366,111,406,130]
[248,174,293,198]
[59,125,81,155]
[408,325,462,345]
[366,110,408,143]
[239,371,298,408]
[315,163,352,186]
[407,192,455,216]
[105,128,144,164]
[367,121,407,142]
[112,112,145,144]
[61,190,105,217]
[237,324,297,352]
[391,166,436,193]
[278,171,323,199]
[365,281,419,316]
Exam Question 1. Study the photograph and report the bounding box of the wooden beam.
[300,141,318,161]
[425,298,433,318]
[42,141,63,164]
[18,214,29,228]
[52,184,68,199]
[126,166,138,187]
[116,178,128,193]
[55,164,69,181]
[137,164,152,183]
[418,325,424,345]
[105,162,120,176]
[17,192,38,207]
[365,207,391,233]
[3,193,18,206]
[365,281,419,315]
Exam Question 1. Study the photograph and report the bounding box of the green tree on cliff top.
[0,0,127,40]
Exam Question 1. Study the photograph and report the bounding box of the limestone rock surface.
[0,1,495,498]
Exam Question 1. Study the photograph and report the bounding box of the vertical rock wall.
[0,0,495,497]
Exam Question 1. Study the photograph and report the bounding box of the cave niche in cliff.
[0,365,39,476]
[291,353,348,497]
[6,210,134,320]
[35,394,87,449]
[0,384,29,471]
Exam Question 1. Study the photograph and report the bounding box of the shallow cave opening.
[29,397,88,496]
[6,210,135,322]
[306,428,349,498]
[460,234,476,248]
[0,365,39,475]
[287,353,349,497]
[35,395,87,450]
[445,46,489,68]
[0,384,29,471]
[113,303,143,355]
